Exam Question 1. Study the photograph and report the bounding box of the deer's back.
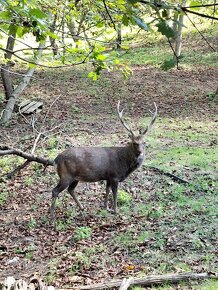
[54,147,129,182]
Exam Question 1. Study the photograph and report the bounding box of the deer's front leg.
[111,180,118,214]
[104,180,110,211]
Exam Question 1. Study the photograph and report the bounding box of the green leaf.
[122,14,129,26]
[0,11,11,20]
[190,1,202,10]
[114,59,120,65]
[88,71,98,81]
[120,45,129,50]
[16,26,23,37]
[29,63,36,69]
[96,54,107,61]
[29,9,48,19]
[156,19,175,38]
[47,31,59,39]
[96,22,104,28]
[132,16,149,31]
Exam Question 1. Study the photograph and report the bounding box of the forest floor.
[0,48,218,289]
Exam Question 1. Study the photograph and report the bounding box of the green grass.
[120,45,218,68]
[120,46,172,66]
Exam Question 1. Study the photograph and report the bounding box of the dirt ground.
[0,64,217,288]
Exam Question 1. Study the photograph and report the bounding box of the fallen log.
[118,277,133,290]
[65,272,217,290]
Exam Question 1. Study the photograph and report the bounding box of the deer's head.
[117,101,157,155]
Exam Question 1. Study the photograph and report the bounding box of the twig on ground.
[6,160,30,179]
[145,166,190,184]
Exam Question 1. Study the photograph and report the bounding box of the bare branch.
[183,3,218,8]
[1,66,43,80]
[184,11,216,52]
[182,7,218,20]
[0,27,34,49]
[0,146,54,166]
[102,0,117,31]
[0,47,94,68]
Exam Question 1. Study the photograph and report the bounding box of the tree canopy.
[0,0,217,122]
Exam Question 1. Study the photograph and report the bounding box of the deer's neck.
[118,143,144,181]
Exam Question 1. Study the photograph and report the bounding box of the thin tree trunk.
[117,22,122,49]
[0,43,44,124]
[174,0,186,58]
[1,64,14,101]
[1,23,17,100]
[49,14,58,56]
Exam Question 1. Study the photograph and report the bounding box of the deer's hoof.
[106,207,116,214]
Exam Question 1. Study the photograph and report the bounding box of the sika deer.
[50,102,157,217]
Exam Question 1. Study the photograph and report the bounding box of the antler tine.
[117,101,134,137]
[140,102,158,135]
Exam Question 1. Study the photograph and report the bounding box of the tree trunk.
[1,64,14,101]
[0,43,44,124]
[174,0,186,58]
[1,23,17,101]
[49,14,58,56]
[117,22,122,49]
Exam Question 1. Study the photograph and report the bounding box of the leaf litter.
[0,64,218,288]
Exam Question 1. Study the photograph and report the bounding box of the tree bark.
[1,64,14,101]
[49,14,58,56]
[117,23,122,49]
[174,0,186,58]
[0,43,44,124]
[1,23,17,101]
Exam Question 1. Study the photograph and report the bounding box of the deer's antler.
[140,102,157,135]
[117,101,134,137]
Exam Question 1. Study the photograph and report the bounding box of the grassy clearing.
[36,115,217,287]
[120,45,218,68]
[120,23,218,69]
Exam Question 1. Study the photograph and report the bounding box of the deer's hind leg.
[68,180,83,211]
[49,178,71,219]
